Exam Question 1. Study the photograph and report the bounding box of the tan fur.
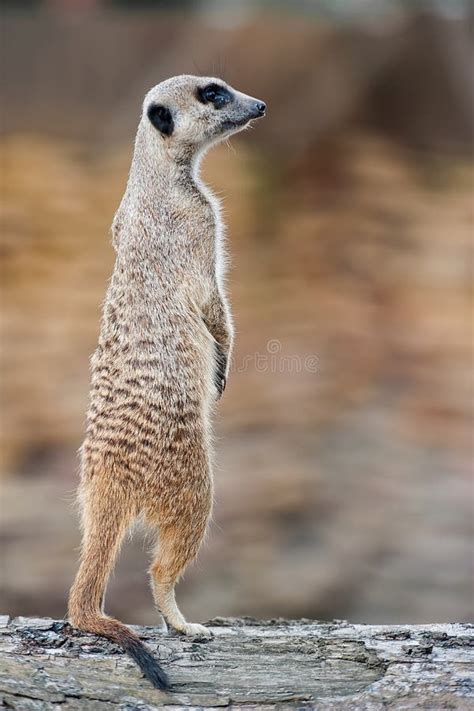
[68,75,265,686]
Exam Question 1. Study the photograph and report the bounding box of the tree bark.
[0,616,472,709]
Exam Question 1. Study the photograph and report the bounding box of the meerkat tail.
[69,606,169,690]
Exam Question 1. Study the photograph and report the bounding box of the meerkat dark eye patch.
[147,104,174,136]
[197,83,233,109]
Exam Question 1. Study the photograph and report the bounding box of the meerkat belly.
[81,312,215,478]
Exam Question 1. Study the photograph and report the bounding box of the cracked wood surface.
[0,616,472,709]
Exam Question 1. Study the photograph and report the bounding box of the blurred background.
[1,0,473,626]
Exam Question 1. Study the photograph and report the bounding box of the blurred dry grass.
[1,130,472,624]
[0,5,473,625]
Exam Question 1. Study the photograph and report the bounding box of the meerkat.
[68,75,266,690]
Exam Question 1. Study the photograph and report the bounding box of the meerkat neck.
[113,130,218,255]
[125,125,208,202]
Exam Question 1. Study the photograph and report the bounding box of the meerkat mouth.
[221,116,254,131]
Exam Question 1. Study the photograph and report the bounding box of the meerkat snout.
[143,75,266,150]
[251,101,267,117]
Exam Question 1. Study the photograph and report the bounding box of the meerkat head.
[141,75,266,159]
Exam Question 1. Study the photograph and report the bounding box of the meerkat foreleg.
[203,285,233,397]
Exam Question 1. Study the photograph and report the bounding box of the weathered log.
[0,616,472,709]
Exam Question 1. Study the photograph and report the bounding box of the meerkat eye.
[197,83,233,109]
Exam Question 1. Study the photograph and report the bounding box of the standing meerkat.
[68,75,266,690]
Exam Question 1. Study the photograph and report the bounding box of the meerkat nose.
[255,101,266,116]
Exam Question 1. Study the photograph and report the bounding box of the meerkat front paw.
[214,342,228,398]
[179,622,213,638]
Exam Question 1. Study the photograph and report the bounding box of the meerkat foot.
[151,582,213,638]
[177,622,213,638]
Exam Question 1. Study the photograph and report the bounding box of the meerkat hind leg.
[149,521,212,638]
[69,493,131,625]
[153,580,211,638]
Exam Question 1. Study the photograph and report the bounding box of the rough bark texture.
[0,616,472,709]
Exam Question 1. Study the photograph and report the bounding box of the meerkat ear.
[147,104,174,137]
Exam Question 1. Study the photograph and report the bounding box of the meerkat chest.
[194,182,225,273]
[178,188,223,274]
